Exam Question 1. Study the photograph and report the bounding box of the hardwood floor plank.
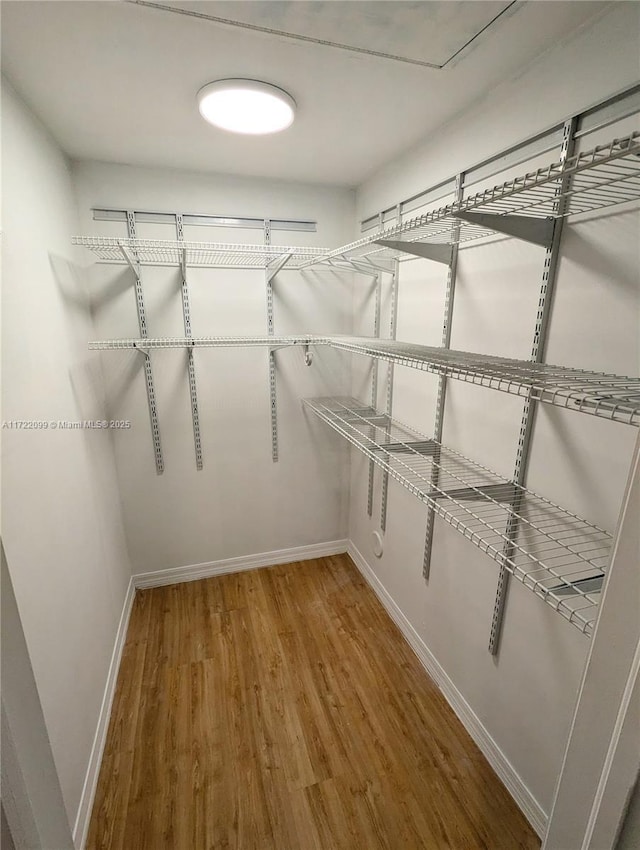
[87,554,540,850]
[86,638,147,850]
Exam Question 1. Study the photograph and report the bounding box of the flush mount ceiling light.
[197,79,296,135]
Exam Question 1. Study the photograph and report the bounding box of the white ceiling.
[150,0,514,67]
[1,1,612,187]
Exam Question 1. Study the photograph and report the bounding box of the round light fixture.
[197,79,296,135]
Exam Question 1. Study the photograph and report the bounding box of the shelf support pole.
[367,271,382,517]
[176,214,203,470]
[422,174,464,577]
[264,220,279,462]
[380,205,401,532]
[125,211,164,474]
[488,117,578,654]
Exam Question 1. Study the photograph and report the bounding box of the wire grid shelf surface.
[325,337,640,427]
[88,333,640,426]
[73,236,328,269]
[88,336,316,350]
[304,396,611,635]
[301,131,640,268]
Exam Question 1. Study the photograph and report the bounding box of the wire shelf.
[88,333,640,426]
[88,336,314,350]
[73,236,328,269]
[304,396,610,635]
[325,336,640,427]
[301,131,640,268]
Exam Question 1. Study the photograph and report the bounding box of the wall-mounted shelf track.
[73,236,328,269]
[324,336,640,427]
[299,131,640,268]
[304,396,611,636]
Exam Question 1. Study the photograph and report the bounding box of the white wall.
[1,546,74,850]
[1,80,133,831]
[72,162,355,574]
[347,3,640,827]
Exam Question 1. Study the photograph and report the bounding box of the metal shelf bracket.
[374,239,454,265]
[267,250,293,282]
[118,241,142,278]
[132,342,150,358]
[452,212,555,247]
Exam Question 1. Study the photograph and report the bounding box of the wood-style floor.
[88,554,540,850]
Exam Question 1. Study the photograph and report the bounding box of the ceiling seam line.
[126,0,445,69]
[440,0,520,68]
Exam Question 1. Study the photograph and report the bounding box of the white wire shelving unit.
[323,337,640,427]
[79,111,639,641]
[87,333,640,427]
[304,396,611,636]
[72,236,328,269]
[298,131,640,269]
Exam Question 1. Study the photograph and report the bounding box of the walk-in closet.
[2,3,639,849]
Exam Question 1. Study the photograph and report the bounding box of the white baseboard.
[346,540,547,839]
[132,539,349,589]
[73,577,136,850]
